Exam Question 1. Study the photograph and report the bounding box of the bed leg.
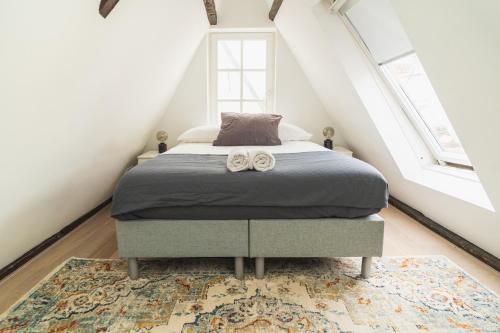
[255,257,265,279]
[235,257,244,280]
[128,258,139,280]
[361,256,372,278]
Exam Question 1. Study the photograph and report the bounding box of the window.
[381,54,469,165]
[209,33,275,123]
[341,0,471,167]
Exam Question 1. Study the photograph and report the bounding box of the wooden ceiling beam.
[99,0,120,19]
[269,0,284,21]
[203,0,217,25]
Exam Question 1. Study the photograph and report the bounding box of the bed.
[112,141,388,279]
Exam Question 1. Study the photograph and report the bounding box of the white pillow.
[279,122,313,141]
[177,125,220,143]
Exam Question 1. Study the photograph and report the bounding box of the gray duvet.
[112,151,388,220]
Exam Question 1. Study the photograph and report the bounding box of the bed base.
[115,215,384,280]
[248,215,384,279]
[115,219,249,280]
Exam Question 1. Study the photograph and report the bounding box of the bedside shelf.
[333,146,353,157]
[137,150,159,165]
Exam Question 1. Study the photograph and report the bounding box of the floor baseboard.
[389,195,500,272]
[0,198,112,281]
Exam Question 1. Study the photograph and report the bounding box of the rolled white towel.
[227,148,251,172]
[250,150,275,172]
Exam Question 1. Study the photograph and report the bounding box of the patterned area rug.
[0,256,498,332]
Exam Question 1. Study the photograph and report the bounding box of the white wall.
[216,0,274,29]
[145,32,345,150]
[0,0,207,268]
[145,37,209,150]
[273,0,500,256]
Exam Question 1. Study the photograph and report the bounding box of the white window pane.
[243,101,265,113]
[243,40,267,69]
[217,40,241,69]
[383,54,466,155]
[243,71,266,100]
[218,71,241,99]
[218,102,240,120]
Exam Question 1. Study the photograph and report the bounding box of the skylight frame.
[379,55,472,167]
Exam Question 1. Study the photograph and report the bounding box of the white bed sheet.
[165,141,329,155]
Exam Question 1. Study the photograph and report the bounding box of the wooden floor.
[0,205,498,313]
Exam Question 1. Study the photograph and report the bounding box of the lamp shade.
[156,130,168,143]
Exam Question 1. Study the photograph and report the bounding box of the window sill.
[424,164,479,183]
[410,164,495,212]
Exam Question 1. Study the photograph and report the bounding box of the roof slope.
[0,0,207,268]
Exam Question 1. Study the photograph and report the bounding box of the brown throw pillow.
[213,113,283,146]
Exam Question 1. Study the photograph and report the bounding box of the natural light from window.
[381,53,470,165]
[209,33,275,123]
[343,0,471,167]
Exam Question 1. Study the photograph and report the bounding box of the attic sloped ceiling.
[270,0,500,256]
[1,0,498,271]
[0,0,207,268]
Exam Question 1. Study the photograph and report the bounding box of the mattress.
[116,206,381,220]
[112,142,389,220]
[164,141,330,155]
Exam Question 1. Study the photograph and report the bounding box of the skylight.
[342,0,471,168]
[381,53,471,166]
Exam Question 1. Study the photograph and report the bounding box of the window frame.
[208,32,276,124]
[340,14,472,168]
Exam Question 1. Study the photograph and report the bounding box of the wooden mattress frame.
[115,214,384,280]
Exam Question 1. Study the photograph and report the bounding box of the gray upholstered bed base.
[115,214,384,280]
